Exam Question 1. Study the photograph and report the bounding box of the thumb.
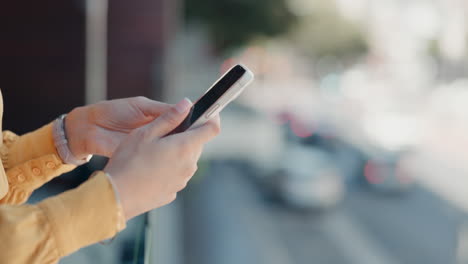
[143,98,193,138]
[131,96,172,118]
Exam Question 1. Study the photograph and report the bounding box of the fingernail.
[175,98,192,113]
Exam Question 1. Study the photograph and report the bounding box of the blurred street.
[183,161,464,264]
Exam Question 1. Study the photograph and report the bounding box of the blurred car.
[296,126,416,194]
[360,150,416,194]
[299,131,366,183]
[267,143,345,210]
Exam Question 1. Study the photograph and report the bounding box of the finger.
[177,114,221,145]
[131,96,172,118]
[220,58,239,74]
[143,98,193,138]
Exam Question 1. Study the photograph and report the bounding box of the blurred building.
[0,0,178,133]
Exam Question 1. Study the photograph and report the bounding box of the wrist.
[101,171,127,230]
[105,169,137,221]
[66,107,90,160]
[53,110,92,165]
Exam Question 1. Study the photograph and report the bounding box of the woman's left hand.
[65,96,172,159]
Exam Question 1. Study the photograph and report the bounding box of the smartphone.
[169,64,254,135]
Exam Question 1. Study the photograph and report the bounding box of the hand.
[104,98,221,220]
[65,97,171,159]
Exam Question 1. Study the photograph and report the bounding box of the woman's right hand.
[104,98,221,220]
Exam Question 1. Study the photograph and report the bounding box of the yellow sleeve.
[0,123,76,204]
[2,123,62,169]
[0,171,126,264]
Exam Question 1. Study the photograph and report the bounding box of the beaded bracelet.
[52,114,92,165]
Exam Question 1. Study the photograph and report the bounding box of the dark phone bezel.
[168,65,247,135]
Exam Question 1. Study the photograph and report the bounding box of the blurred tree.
[289,1,367,62]
[185,0,297,54]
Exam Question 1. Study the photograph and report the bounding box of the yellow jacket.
[0,90,126,263]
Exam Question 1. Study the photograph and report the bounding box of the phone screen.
[169,65,247,135]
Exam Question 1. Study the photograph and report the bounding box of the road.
[182,161,465,264]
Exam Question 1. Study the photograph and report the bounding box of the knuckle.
[210,122,221,135]
[133,96,149,103]
[169,193,177,203]
[162,110,180,126]
[185,163,197,178]
[203,122,220,138]
[178,181,188,191]
[191,163,199,174]
[134,127,149,138]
